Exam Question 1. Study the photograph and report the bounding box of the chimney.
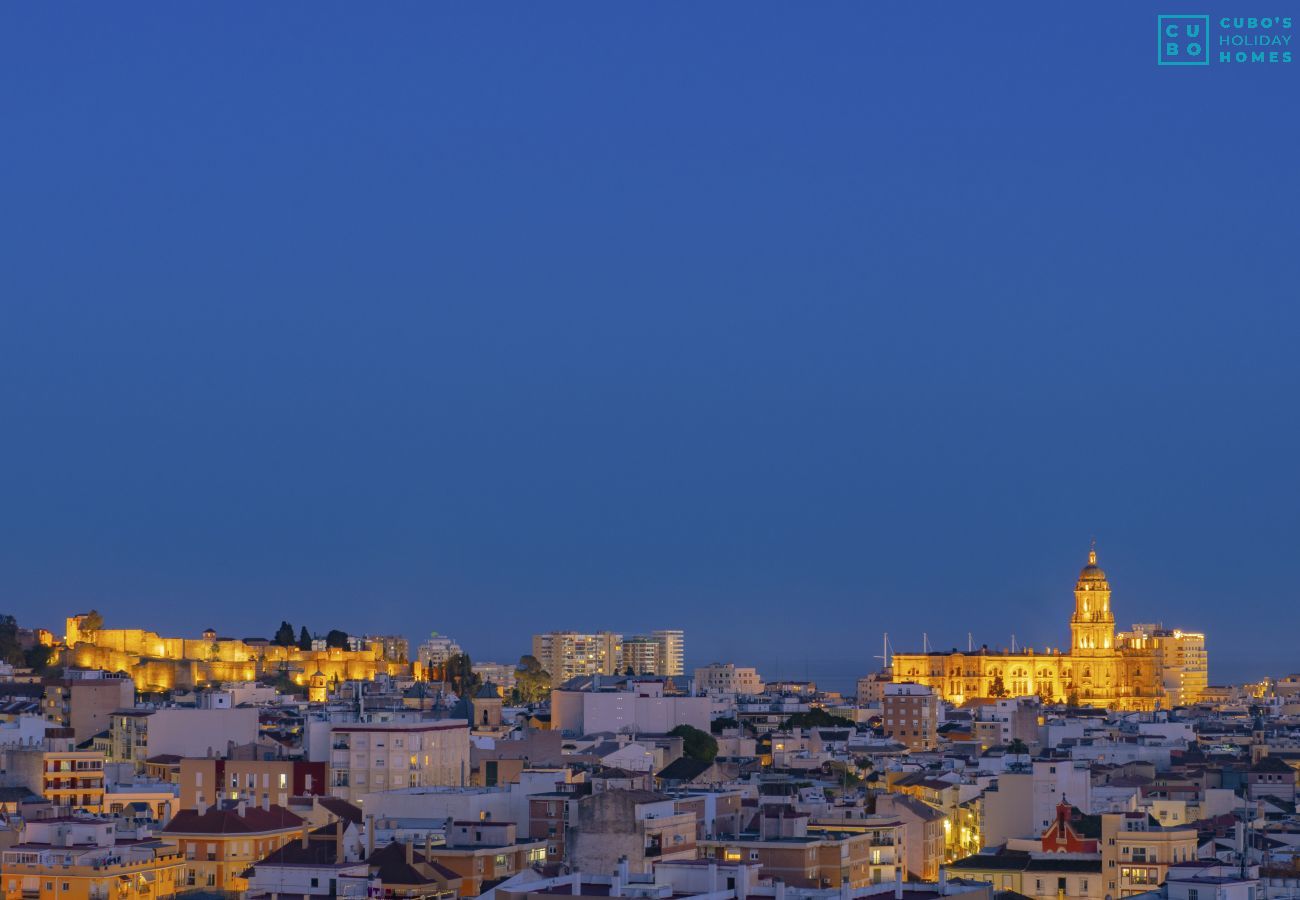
[610,869,622,898]
[196,800,208,816]
[366,814,376,858]
[938,867,948,894]
[301,824,310,850]
[335,822,346,864]
[894,867,903,900]
[774,880,785,900]
[262,794,270,812]
[571,866,580,895]
[237,799,247,818]
[708,862,718,895]
[839,876,851,900]
[424,832,432,860]
[617,857,629,885]
[405,838,414,866]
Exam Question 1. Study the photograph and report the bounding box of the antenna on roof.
[968,633,974,652]
[874,634,892,672]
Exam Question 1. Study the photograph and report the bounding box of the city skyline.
[4,3,1298,688]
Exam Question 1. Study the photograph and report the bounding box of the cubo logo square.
[1159,15,1211,65]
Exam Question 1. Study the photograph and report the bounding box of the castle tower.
[1070,544,1115,655]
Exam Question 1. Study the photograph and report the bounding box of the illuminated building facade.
[890,548,1207,711]
[62,618,401,692]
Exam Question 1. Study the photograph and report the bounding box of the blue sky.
[2,3,1297,688]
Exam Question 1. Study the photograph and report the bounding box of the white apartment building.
[551,678,711,736]
[694,663,764,696]
[652,629,685,676]
[328,720,470,801]
[110,707,259,765]
[416,634,463,670]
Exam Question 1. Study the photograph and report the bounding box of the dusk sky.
[2,3,1297,689]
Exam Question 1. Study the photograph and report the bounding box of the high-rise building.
[652,629,685,676]
[621,636,661,675]
[531,632,623,686]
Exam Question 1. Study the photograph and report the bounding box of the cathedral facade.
[889,548,1207,711]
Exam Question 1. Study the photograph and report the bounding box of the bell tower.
[1070,543,1115,655]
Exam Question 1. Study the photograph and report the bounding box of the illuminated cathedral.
[889,546,1207,710]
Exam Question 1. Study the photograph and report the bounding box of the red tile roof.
[164,804,304,835]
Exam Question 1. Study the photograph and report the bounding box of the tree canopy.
[670,724,719,763]
[298,626,312,650]
[513,654,551,704]
[780,708,855,731]
[273,621,296,647]
[325,629,350,649]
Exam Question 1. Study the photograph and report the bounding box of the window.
[1187,891,1198,900]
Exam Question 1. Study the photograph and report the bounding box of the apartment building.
[416,635,463,672]
[532,632,623,685]
[424,821,547,896]
[179,757,327,809]
[0,732,105,811]
[700,808,902,889]
[568,789,696,875]
[652,630,685,676]
[328,720,470,801]
[882,682,939,751]
[694,663,764,696]
[1100,811,1197,897]
[550,678,710,736]
[42,672,135,743]
[0,817,183,900]
[162,801,306,893]
[109,707,259,766]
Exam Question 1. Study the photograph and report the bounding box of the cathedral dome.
[1077,547,1107,584]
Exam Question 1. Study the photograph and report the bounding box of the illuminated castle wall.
[890,548,1207,711]
[62,619,405,691]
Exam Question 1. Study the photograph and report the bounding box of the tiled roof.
[165,804,303,835]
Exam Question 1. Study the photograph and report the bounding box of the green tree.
[711,716,740,734]
[1007,738,1030,755]
[0,615,23,666]
[513,655,552,704]
[780,708,855,730]
[273,621,296,647]
[670,724,719,763]
[989,674,1008,698]
[77,610,104,640]
[444,653,479,697]
[325,629,350,649]
[298,626,313,651]
[24,643,56,674]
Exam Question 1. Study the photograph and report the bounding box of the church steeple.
[1070,543,1114,654]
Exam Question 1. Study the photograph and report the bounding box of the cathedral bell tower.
[1070,544,1115,655]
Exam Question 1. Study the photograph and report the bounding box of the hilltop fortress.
[62,615,402,691]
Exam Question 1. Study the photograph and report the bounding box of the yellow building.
[161,801,305,893]
[61,618,405,692]
[1,817,184,900]
[891,548,1206,711]
[0,742,106,812]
